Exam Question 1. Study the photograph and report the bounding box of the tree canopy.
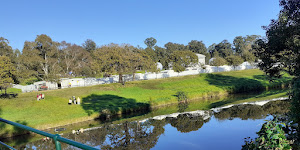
[171,50,198,73]
[253,0,300,129]
[0,56,16,94]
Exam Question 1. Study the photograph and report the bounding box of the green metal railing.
[0,118,98,150]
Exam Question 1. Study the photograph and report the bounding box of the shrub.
[176,91,188,102]
[242,119,291,150]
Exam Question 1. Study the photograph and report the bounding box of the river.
[3,92,290,150]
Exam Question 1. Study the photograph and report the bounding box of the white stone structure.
[13,61,258,93]
[196,53,206,65]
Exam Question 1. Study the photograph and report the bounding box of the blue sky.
[0,0,280,50]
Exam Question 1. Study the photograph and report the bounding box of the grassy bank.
[2,89,289,147]
[0,69,291,136]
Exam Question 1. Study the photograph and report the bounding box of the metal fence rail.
[0,118,98,150]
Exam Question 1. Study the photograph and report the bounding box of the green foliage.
[187,40,207,54]
[0,37,14,58]
[210,56,227,67]
[155,46,169,69]
[171,50,198,73]
[175,91,188,102]
[82,39,96,52]
[215,40,233,58]
[291,78,300,125]
[0,56,16,95]
[242,51,256,63]
[144,37,157,48]
[21,77,39,85]
[93,44,156,83]
[252,1,300,146]
[226,55,244,69]
[233,35,260,55]
[242,119,291,150]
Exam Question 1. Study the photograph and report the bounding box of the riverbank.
[2,92,290,147]
[0,69,291,136]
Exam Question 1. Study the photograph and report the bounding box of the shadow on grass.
[205,74,265,93]
[0,93,18,99]
[253,75,291,83]
[82,94,150,119]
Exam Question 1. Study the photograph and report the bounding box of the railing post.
[53,134,62,150]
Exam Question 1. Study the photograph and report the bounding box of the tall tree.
[144,37,157,49]
[155,46,169,69]
[233,35,260,56]
[59,41,92,77]
[253,0,300,138]
[187,40,207,54]
[210,57,227,72]
[21,34,61,82]
[225,55,243,70]
[215,40,233,58]
[93,44,144,83]
[0,37,14,58]
[129,48,157,80]
[208,43,217,58]
[233,36,246,55]
[164,42,187,54]
[83,39,96,52]
[171,50,198,73]
[0,56,16,95]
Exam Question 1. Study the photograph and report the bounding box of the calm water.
[12,98,289,150]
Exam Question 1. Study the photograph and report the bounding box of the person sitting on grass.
[68,98,72,105]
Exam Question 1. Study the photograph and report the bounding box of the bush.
[176,91,188,102]
[242,119,291,150]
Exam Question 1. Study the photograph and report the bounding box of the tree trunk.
[132,73,135,81]
[119,73,123,83]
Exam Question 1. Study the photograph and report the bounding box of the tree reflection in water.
[14,100,289,150]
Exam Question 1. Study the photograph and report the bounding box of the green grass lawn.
[0,69,292,136]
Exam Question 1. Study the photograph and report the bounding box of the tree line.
[0,34,260,92]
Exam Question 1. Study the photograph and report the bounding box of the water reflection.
[12,99,289,150]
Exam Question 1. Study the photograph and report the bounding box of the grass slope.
[0,69,291,135]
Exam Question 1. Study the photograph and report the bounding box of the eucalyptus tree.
[171,50,198,74]
[187,40,207,54]
[208,43,217,58]
[59,41,92,77]
[0,56,16,94]
[215,40,233,58]
[144,37,158,62]
[82,39,96,52]
[144,37,157,49]
[225,55,243,70]
[210,57,227,72]
[0,37,14,58]
[93,44,155,83]
[21,34,61,82]
[155,46,169,69]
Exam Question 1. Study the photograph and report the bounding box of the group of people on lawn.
[36,93,45,101]
[69,96,81,105]
[36,93,80,105]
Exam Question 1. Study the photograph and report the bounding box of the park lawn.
[0,69,292,136]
